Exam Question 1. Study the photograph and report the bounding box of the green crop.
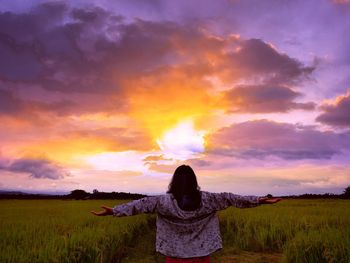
[1,199,349,263]
[0,200,151,263]
[218,199,350,262]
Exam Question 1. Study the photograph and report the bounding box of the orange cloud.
[122,67,219,139]
[316,89,350,127]
[0,7,318,180]
[6,127,153,166]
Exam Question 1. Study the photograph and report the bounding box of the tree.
[266,194,273,198]
[343,186,350,199]
[69,189,89,200]
[93,189,99,194]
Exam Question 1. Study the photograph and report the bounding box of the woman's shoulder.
[200,191,213,196]
[156,193,174,203]
[199,191,215,201]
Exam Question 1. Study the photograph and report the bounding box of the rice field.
[0,199,349,263]
[0,200,152,263]
[218,199,350,262]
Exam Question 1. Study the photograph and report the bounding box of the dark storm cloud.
[71,7,101,22]
[0,2,313,84]
[0,158,69,179]
[0,35,43,81]
[316,91,350,127]
[0,89,23,114]
[222,39,314,85]
[0,3,126,116]
[0,2,66,43]
[0,3,207,93]
[206,120,350,160]
[223,84,315,113]
[0,2,119,93]
[0,1,315,117]
[0,85,78,118]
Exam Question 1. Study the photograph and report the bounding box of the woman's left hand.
[91,205,114,216]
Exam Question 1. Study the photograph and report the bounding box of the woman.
[91,165,281,262]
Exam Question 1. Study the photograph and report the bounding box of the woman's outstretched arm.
[206,192,281,211]
[91,195,160,217]
[258,197,282,204]
[91,205,113,216]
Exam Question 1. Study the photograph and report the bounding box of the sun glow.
[156,120,206,160]
[85,151,147,172]
[122,68,216,139]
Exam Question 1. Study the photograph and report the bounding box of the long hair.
[167,165,201,211]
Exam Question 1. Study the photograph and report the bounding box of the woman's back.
[113,191,260,258]
[156,192,224,258]
[92,165,281,261]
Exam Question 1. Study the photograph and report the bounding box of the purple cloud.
[206,120,350,160]
[316,90,350,127]
[0,35,43,81]
[222,38,314,85]
[0,158,70,179]
[0,89,23,114]
[223,84,315,113]
[0,2,317,119]
[332,0,350,4]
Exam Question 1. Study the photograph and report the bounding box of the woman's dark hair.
[167,165,201,211]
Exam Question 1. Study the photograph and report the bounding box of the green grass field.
[218,199,350,263]
[0,200,152,263]
[0,199,349,263]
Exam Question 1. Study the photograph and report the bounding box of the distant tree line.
[67,189,146,200]
[0,189,146,200]
[0,186,349,200]
[279,193,346,199]
[0,192,64,200]
[267,186,350,199]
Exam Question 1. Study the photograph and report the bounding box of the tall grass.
[282,229,349,263]
[1,199,349,262]
[0,200,151,263]
[218,199,350,262]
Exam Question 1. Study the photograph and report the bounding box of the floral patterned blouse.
[112,191,260,258]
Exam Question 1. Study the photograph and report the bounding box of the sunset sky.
[0,0,349,195]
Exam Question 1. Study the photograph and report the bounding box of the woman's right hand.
[91,205,114,216]
[258,197,282,204]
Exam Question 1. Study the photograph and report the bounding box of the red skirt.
[165,255,210,263]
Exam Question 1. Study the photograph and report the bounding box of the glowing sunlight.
[157,120,206,160]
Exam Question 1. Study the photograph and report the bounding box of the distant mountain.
[0,190,68,195]
[0,190,29,195]
[0,190,63,199]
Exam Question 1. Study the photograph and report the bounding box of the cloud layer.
[0,0,349,194]
[206,120,350,160]
[316,90,350,127]
[223,85,315,113]
[0,157,70,179]
[0,2,316,121]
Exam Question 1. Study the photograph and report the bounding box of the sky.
[0,0,349,195]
